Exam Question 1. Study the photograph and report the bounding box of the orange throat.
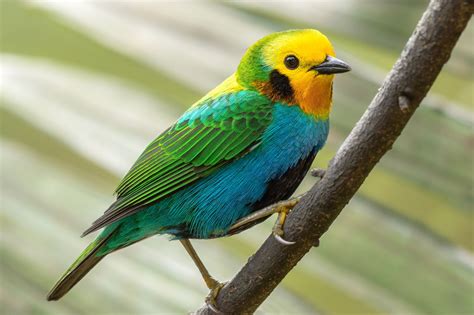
[293,75,333,119]
[253,73,334,119]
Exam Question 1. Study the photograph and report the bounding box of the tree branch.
[195,0,473,313]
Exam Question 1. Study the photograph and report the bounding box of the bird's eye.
[284,55,299,70]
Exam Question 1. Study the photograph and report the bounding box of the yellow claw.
[272,205,296,245]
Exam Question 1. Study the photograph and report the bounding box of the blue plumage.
[99,104,328,254]
[47,29,351,302]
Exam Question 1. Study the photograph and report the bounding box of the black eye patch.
[270,69,294,101]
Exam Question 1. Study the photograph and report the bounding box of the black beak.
[310,56,351,75]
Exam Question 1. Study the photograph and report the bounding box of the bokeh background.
[1,0,473,314]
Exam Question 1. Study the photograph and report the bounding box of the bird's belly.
[225,148,318,236]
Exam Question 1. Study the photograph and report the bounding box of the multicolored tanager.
[47,29,351,306]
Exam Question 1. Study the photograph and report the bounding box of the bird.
[47,29,351,308]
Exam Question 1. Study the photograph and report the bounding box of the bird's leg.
[180,239,219,289]
[179,239,224,313]
[226,203,284,234]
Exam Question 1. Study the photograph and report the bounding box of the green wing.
[82,90,273,236]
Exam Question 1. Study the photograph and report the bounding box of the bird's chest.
[184,105,328,238]
[228,105,327,212]
[254,104,329,175]
[212,104,329,208]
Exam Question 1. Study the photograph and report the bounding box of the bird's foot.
[272,200,298,245]
[205,280,227,314]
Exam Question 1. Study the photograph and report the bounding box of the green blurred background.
[1,0,473,314]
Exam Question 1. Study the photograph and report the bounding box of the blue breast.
[104,104,329,247]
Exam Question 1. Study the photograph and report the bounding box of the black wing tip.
[81,202,121,238]
[81,229,92,238]
[82,213,114,237]
[81,225,99,237]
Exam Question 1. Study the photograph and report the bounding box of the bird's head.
[237,29,350,118]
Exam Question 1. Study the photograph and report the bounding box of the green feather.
[83,90,273,236]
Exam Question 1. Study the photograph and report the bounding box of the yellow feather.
[191,73,243,107]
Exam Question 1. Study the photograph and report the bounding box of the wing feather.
[82,90,273,236]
